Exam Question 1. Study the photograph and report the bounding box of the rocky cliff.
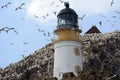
[0,30,120,80]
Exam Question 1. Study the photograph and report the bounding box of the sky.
[0,0,120,68]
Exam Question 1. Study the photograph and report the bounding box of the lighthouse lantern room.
[54,2,83,80]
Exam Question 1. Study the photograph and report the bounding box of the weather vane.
[64,2,69,8]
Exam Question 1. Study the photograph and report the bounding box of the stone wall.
[0,30,120,80]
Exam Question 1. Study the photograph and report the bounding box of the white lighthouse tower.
[53,2,83,80]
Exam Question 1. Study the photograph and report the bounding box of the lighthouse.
[53,2,83,80]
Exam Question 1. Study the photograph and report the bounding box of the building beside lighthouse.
[53,2,83,80]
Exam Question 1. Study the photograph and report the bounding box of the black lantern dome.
[57,2,79,29]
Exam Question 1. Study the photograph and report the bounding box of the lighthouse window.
[61,19,66,24]
[74,47,80,56]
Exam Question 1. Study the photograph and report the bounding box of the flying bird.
[51,39,54,42]
[21,18,25,20]
[5,27,15,33]
[48,32,50,37]
[50,1,54,6]
[78,15,86,20]
[43,33,46,36]
[1,2,11,9]
[34,15,39,18]
[23,41,28,44]
[59,0,64,3]
[100,15,107,18]
[38,29,44,32]
[118,18,120,20]
[38,29,41,32]
[99,21,102,26]
[35,25,39,27]
[0,27,15,33]
[10,43,13,45]
[21,54,25,58]
[42,16,46,19]
[0,27,6,32]
[46,14,49,17]
[106,20,110,22]
[41,30,44,32]
[110,0,114,6]
[53,12,57,15]
[115,10,120,14]
[15,3,25,11]
[21,3,25,6]
[112,16,116,18]
[56,5,59,7]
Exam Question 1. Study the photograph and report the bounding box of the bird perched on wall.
[1,2,11,9]
[15,3,25,11]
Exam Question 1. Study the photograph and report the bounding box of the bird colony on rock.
[0,30,120,80]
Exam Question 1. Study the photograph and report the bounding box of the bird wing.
[20,3,25,7]
[13,30,19,34]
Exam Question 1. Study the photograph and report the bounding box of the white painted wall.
[54,41,83,80]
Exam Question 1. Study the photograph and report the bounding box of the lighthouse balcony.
[53,28,82,43]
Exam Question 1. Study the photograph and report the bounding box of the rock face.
[0,30,120,80]
[0,43,54,80]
